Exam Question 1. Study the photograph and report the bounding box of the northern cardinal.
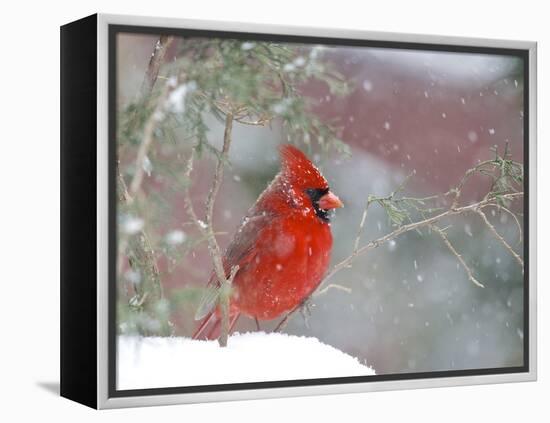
[193,144,343,340]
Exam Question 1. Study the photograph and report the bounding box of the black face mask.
[304,187,331,223]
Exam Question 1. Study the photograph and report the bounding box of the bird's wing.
[194,211,274,320]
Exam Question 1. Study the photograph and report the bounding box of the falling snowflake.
[165,230,187,245]
[241,42,255,51]
[362,80,373,92]
[121,215,144,235]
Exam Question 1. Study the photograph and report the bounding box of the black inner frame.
[108,24,530,399]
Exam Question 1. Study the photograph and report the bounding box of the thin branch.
[275,143,524,332]
[206,113,237,347]
[327,192,523,286]
[482,203,523,245]
[476,209,524,268]
[275,192,523,331]
[182,114,237,347]
[182,144,207,236]
[451,160,495,208]
[140,35,174,99]
[274,304,298,333]
[128,83,171,198]
[390,172,415,198]
[116,166,131,276]
[205,113,234,284]
[430,225,485,288]
[313,283,352,297]
[399,191,453,204]
[234,115,272,126]
[353,199,372,252]
[274,298,314,332]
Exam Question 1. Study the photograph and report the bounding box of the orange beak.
[318,191,344,210]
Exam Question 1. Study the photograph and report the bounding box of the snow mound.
[118,332,374,390]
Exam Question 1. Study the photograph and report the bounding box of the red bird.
[193,144,343,340]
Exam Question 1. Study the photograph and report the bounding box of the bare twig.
[273,298,314,333]
[234,115,272,126]
[274,315,290,333]
[353,199,372,252]
[482,203,523,245]
[430,225,485,288]
[451,160,494,209]
[476,209,524,268]
[182,145,207,236]
[274,304,298,333]
[313,283,352,297]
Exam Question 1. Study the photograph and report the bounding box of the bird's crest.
[279,144,328,190]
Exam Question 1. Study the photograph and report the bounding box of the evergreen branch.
[116,164,164,332]
[116,35,175,335]
[324,192,523,287]
[128,82,170,198]
[276,191,522,331]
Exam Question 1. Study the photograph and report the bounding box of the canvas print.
[114,29,526,391]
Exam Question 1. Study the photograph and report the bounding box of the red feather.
[193,145,342,340]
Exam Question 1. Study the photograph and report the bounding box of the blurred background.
[116,32,525,376]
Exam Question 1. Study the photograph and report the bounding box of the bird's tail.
[192,311,241,340]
